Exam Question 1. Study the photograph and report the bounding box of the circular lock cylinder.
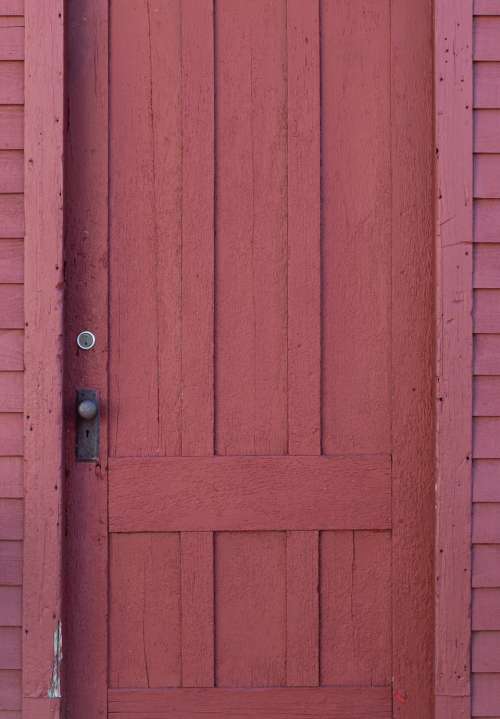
[77,330,96,351]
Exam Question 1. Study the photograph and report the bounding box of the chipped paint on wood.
[48,620,62,699]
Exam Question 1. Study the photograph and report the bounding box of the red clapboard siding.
[474,290,500,332]
[0,457,22,497]
[0,108,21,150]
[474,545,500,587]
[475,17,500,61]
[0,628,20,669]
[475,156,500,199]
[0,286,22,328]
[473,588,500,629]
[0,499,22,540]
[473,673,500,716]
[0,1,24,12]
[0,241,22,282]
[474,375,500,414]
[0,373,22,412]
[476,200,500,242]
[0,152,22,193]
[475,111,500,153]
[109,455,391,532]
[475,334,500,373]
[0,331,22,371]
[475,0,500,12]
[475,63,500,109]
[0,63,22,105]
[475,245,500,287]
[473,503,500,541]
[0,542,20,585]
[474,417,500,457]
[474,460,500,501]
[107,687,392,719]
[0,197,23,239]
[0,587,21,626]
[0,668,21,710]
[473,631,500,671]
[0,415,22,455]
[0,20,23,62]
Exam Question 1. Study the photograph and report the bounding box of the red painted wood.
[286,531,319,687]
[0,241,23,283]
[475,245,500,287]
[108,687,391,718]
[475,111,500,153]
[0,190,23,246]
[110,533,181,688]
[0,152,22,193]
[0,373,22,411]
[180,532,214,688]
[215,0,287,456]
[215,532,286,687]
[0,415,22,455]
[0,669,21,710]
[475,156,500,199]
[475,335,500,373]
[475,63,500,109]
[475,17,500,60]
[0,587,21,626]
[474,417,500,457]
[23,1,64,714]
[109,455,391,532]
[0,331,22,370]
[474,290,500,332]
[0,629,20,670]
[0,286,22,328]
[322,0,391,456]
[475,200,500,243]
[0,500,22,540]
[0,63,22,105]
[474,545,500,587]
[320,530,391,687]
[179,0,214,457]
[474,460,500,501]
[287,0,320,456]
[473,673,500,716]
[435,0,473,713]
[0,20,23,61]
[473,588,500,629]
[476,0,500,11]
[0,542,21,585]
[0,108,22,150]
[473,632,500,672]
[474,375,500,414]
[473,503,500,541]
[0,457,22,497]
[0,1,23,13]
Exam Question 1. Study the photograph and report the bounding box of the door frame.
[21,1,473,717]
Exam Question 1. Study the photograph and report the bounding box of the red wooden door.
[64,1,434,718]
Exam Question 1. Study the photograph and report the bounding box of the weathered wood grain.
[287,0,320,455]
[108,686,391,718]
[109,455,391,532]
[435,0,473,711]
[23,0,64,713]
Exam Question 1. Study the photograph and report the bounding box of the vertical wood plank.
[180,532,214,687]
[320,531,391,687]
[109,533,181,688]
[391,1,436,716]
[286,531,319,686]
[434,0,473,714]
[63,1,109,716]
[179,0,214,457]
[215,531,286,687]
[287,0,321,455]
[23,0,63,715]
[110,0,182,457]
[321,0,391,455]
[215,0,288,456]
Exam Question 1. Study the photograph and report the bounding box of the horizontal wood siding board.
[474,375,500,413]
[0,286,22,328]
[473,503,500,541]
[0,587,21,626]
[0,373,22,412]
[474,545,500,586]
[475,245,500,287]
[0,197,23,240]
[0,107,22,150]
[0,415,22,455]
[108,687,391,718]
[0,499,21,540]
[476,200,500,242]
[474,290,500,332]
[475,111,500,152]
[0,668,21,710]
[0,629,20,669]
[0,542,21,585]
[475,17,500,60]
[475,156,500,198]
[473,631,500,671]
[0,331,22,371]
[473,588,500,629]
[473,673,500,716]
[475,0,500,12]
[474,460,500,501]
[0,241,22,282]
[109,455,391,532]
[475,334,500,373]
[0,152,22,193]
[0,63,22,105]
[0,457,22,497]
[0,2,24,14]
[0,25,22,61]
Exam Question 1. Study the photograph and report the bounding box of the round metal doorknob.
[77,399,98,421]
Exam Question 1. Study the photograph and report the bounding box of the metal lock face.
[76,330,96,351]
[76,389,99,461]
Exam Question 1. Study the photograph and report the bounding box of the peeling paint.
[48,620,62,699]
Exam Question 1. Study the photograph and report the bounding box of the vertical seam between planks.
[213,0,217,457]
